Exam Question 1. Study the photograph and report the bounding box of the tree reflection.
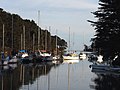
[90,73,120,90]
[0,62,62,90]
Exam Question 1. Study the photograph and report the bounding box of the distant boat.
[63,59,79,64]
[62,53,79,60]
[53,55,60,60]
[63,27,79,60]
[79,52,87,60]
[39,50,53,62]
[53,30,61,60]
[79,53,86,57]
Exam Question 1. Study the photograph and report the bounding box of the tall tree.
[88,0,120,59]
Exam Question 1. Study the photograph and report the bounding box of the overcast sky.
[0,0,99,50]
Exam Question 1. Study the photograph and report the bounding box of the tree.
[88,0,120,59]
[0,8,67,53]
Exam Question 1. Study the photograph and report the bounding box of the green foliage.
[0,8,67,52]
[88,0,120,58]
[51,36,67,52]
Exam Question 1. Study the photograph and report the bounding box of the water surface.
[1,58,119,90]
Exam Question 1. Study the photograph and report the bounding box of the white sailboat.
[8,16,19,64]
[53,30,61,60]
[62,27,79,60]
[38,29,53,62]
[62,52,79,60]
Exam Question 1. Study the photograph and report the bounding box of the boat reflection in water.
[0,58,80,90]
[63,59,79,64]
[1,55,120,90]
[63,59,80,90]
[0,63,18,90]
[0,59,64,90]
[89,55,120,90]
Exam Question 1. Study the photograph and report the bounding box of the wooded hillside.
[0,8,67,53]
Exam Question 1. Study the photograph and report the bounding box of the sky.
[0,0,99,50]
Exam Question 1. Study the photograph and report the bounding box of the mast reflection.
[0,61,62,90]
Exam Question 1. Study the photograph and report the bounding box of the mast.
[83,31,85,50]
[23,25,25,50]
[68,27,70,52]
[49,26,51,51]
[38,10,40,50]
[72,32,75,51]
[33,34,35,51]
[56,29,58,55]
[45,30,47,50]
[12,14,14,50]
[3,24,4,52]
[21,34,22,50]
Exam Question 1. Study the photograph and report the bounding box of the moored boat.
[89,63,110,70]
[79,52,87,60]
[62,53,79,60]
[63,59,79,64]
[39,50,53,62]
[8,56,19,64]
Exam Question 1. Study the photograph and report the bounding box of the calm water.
[0,58,120,90]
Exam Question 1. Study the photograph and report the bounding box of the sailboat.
[38,50,53,62]
[8,16,20,64]
[62,27,79,60]
[62,52,79,60]
[6,15,19,64]
[38,30,53,62]
[53,30,61,60]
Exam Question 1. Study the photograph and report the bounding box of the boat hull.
[63,56,79,60]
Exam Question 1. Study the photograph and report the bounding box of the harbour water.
[0,58,120,90]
